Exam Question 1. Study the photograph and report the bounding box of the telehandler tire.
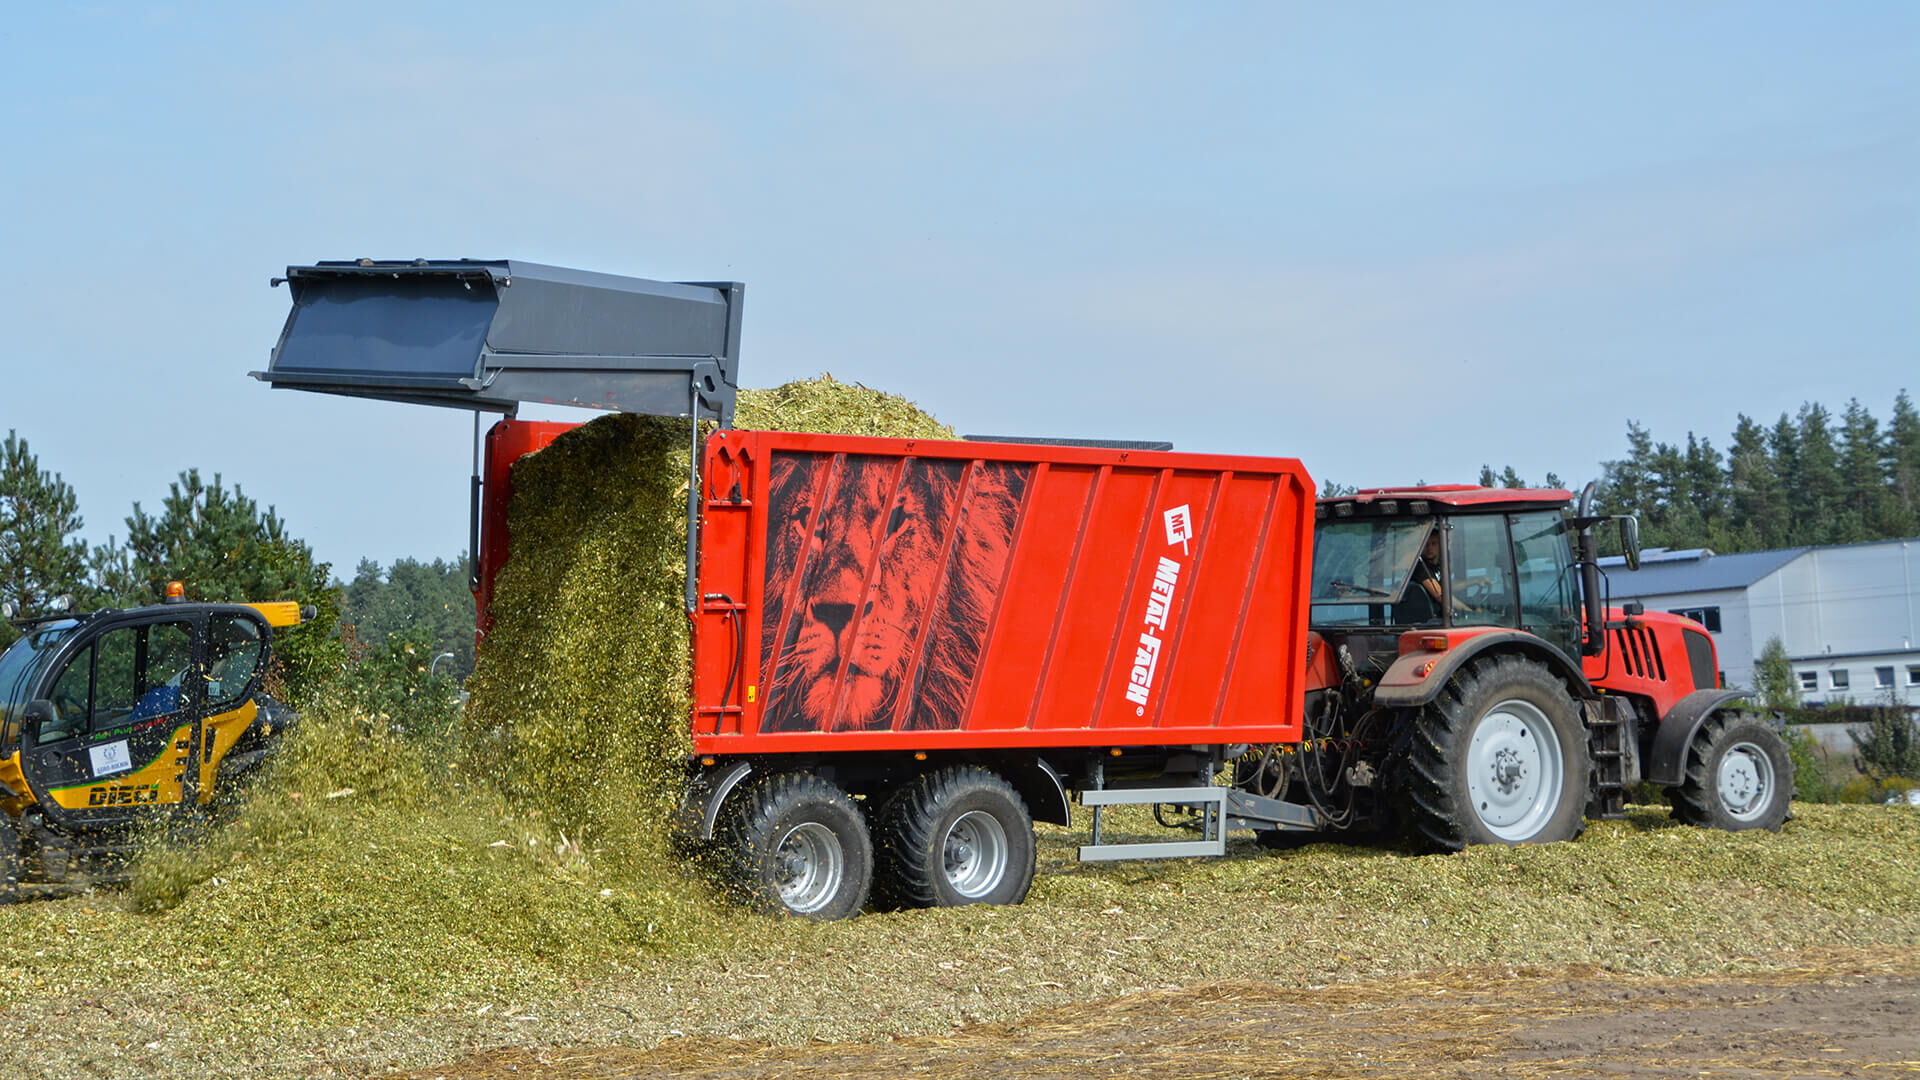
[720,772,872,921]
[1404,655,1590,851]
[0,823,18,904]
[873,766,1036,910]
[1667,712,1795,832]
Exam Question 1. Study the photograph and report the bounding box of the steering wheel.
[53,691,86,723]
[1458,579,1494,604]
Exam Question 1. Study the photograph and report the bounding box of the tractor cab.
[0,589,306,899]
[1309,485,1631,681]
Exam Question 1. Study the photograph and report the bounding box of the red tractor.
[1262,483,1793,849]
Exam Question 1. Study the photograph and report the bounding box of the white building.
[1598,537,1920,706]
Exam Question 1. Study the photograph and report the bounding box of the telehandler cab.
[0,587,304,900]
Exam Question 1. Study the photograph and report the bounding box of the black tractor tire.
[873,766,1036,910]
[719,772,872,921]
[1667,712,1795,832]
[0,822,19,904]
[1403,655,1591,851]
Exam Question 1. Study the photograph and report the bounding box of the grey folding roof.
[1598,546,1809,597]
[254,259,743,424]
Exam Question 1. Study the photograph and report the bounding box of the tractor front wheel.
[721,772,873,920]
[1668,713,1795,831]
[1404,655,1590,850]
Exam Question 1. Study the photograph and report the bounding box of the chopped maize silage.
[734,372,955,439]
[461,375,953,880]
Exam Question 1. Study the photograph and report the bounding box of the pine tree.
[1837,398,1890,541]
[1600,421,1656,525]
[341,555,477,680]
[1499,466,1526,489]
[1318,478,1357,498]
[0,431,89,645]
[1767,412,1803,543]
[1887,389,1920,537]
[114,469,341,705]
[1795,403,1843,544]
[1728,414,1781,549]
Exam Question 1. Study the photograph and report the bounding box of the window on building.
[1876,666,1896,689]
[1909,665,1920,686]
[1830,669,1850,691]
[1668,606,1722,632]
[1798,671,1818,692]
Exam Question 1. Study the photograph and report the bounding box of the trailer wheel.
[874,767,1036,909]
[720,772,872,920]
[1668,712,1795,832]
[1404,655,1590,851]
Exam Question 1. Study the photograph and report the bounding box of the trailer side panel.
[692,430,1312,754]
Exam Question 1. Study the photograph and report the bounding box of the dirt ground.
[406,951,1920,1079]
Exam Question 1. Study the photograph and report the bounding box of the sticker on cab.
[89,740,132,778]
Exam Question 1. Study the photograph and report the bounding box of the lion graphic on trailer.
[761,453,1029,733]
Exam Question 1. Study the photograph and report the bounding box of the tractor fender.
[1644,688,1749,786]
[1373,632,1594,710]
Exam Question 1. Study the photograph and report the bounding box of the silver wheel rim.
[1717,741,1776,822]
[1466,698,1566,842]
[772,822,844,915]
[941,810,1009,900]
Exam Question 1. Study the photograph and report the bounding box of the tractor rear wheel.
[873,766,1036,910]
[1668,713,1795,831]
[720,772,872,920]
[1404,655,1590,850]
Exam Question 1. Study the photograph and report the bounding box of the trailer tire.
[1404,655,1590,851]
[1667,712,1794,832]
[720,772,872,921]
[873,767,1036,910]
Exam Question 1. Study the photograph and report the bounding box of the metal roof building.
[1598,538,1920,705]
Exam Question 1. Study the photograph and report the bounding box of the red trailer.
[258,259,1798,922]
[688,429,1313,755]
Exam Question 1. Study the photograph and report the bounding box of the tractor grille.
[1613,625,1667,681]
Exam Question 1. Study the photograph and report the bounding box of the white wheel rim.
[1717,742,1776,822]
[772,822,844,914]
[1466,698,1566,842]
[941,810,1009,900]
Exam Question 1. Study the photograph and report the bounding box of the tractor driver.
[1408,529,1477,621]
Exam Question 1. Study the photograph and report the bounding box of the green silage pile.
[459,375,952,877]
[735,372,955,438]
[461,412,693,876]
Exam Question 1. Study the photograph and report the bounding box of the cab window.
[1447,516,1517,628]
[39,622,194,742]
[204,615,265,712]
[1511,510,1578,656]
[43,643,94,744]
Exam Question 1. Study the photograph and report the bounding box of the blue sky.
[3,3,1915,575]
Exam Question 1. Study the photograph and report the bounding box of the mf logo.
[1163,504,1193,554]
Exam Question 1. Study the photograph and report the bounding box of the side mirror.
[1617,516,1641,571]
[21,699,55,738]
